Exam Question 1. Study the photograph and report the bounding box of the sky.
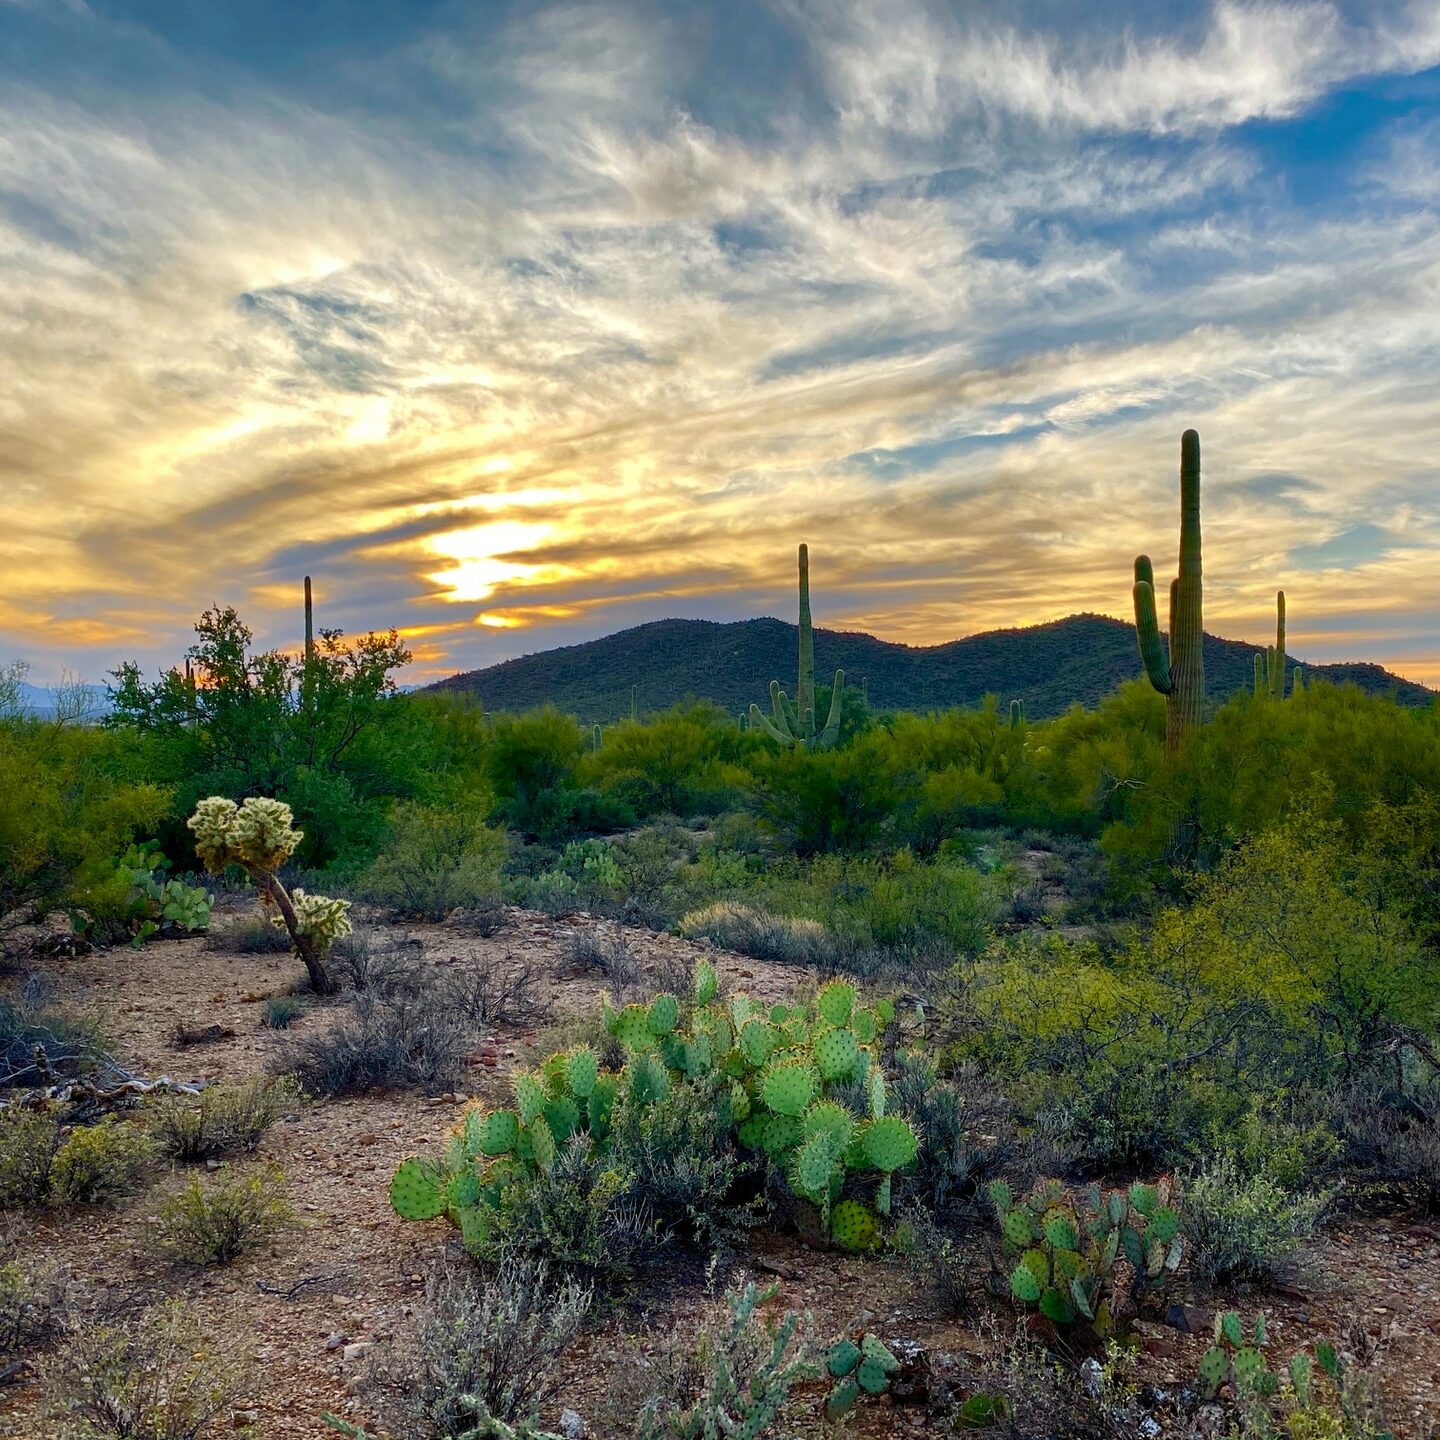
[3,0,1439,687]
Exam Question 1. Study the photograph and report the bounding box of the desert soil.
[2,904,1438,1439]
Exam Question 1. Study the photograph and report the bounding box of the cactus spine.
[750,543,845,750]
[1132,430,1204,752]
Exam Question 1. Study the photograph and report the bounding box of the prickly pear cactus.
[825,1330,900,1418]
[389,1158,445,1219]
[992,1176,1183,1335]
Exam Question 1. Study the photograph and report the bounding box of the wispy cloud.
[1,0,1439,685]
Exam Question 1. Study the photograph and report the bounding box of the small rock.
[233,1410,260,1429]
[357,1134,378,1146]
[342,1341,372,1364]
[325,1332,347,1351]
[1080,1358,1103,1397]
[1139,1419,1162,1439]
[560,1409,585,1438]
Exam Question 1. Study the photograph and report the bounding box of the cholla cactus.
[281,889,352,952]
[186,795,339,995]
[187,796,239,873]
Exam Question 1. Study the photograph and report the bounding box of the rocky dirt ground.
[2,904,1438,1439]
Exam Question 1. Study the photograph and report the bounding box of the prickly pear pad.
[390,1158,446,1220]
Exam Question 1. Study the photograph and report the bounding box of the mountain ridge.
[426,613,1435,721]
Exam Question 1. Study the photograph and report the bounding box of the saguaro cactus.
[303,575,315,666]
[750,543,845,749]
[1132,430,1204,752]
[1254,591,1295,698]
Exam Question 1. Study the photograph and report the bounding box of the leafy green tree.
[0,710,169,922]
[108,607,412,867]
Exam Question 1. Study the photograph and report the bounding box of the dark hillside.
[427,613,1434,721]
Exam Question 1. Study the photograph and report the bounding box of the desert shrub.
[0,1247,70,1362]
[677,901,866,974]
[490,1136,656,1282]
[583,705,746,818]
[0,714,170,924]
[0,982,107,1088]
[49,1117,158,1205]
[370,1255,591,1436]
[204,916,292,954]
[151,1165,293,1265]
[1334,1066,1440,1213]
[747,736,896,854]
[42,1298,247,1438]
[1182,1153,1329,1287]
[329,929,422,993]
[948,808,1440,1170]
[507,868,583,917]
[0,1108,62,1207]
[619,1282,819,1440]
[263,995,302,1029]
[280,983,473,1097]
[356,802,506,921]
[887,1051,994,1212]
[148,1077,297,1162]
[605,1080,755,1248]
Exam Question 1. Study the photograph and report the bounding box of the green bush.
[42,1298,247,1439]
[0,1251,69,1364]
[0,715,169,923]
[356,802,506,920]
[0,1109,61,1208]
[1182,1153,1329,1287]
[147,1077,297,1162]
[947,806,1440,1169]
[367,1255,591,1436]
[49,1117,158,1206]
[489,1135,657,1282]
[151,1165,293,1265]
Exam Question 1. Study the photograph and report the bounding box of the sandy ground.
[2,905,1438,1439]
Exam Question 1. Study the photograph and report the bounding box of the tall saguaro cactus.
[1132,429,1204,753]
[1254,591,1294,699]
[750,543,845,749]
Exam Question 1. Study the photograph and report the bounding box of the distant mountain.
[13,680,111,721]
[426,613,1435,721]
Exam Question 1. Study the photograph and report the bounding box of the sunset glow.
[3,1,1439,686]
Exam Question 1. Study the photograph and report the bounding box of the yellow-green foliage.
[42,1298,248,1439]
[0,1109,60,1208]
[152,1165,293,1265]
[49,1117,157,1206]
[147,1076,297,1162]
[188,795,302,873]
[356,800,506,919]
[0,718,170,919]
[950,806,1440,1165]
